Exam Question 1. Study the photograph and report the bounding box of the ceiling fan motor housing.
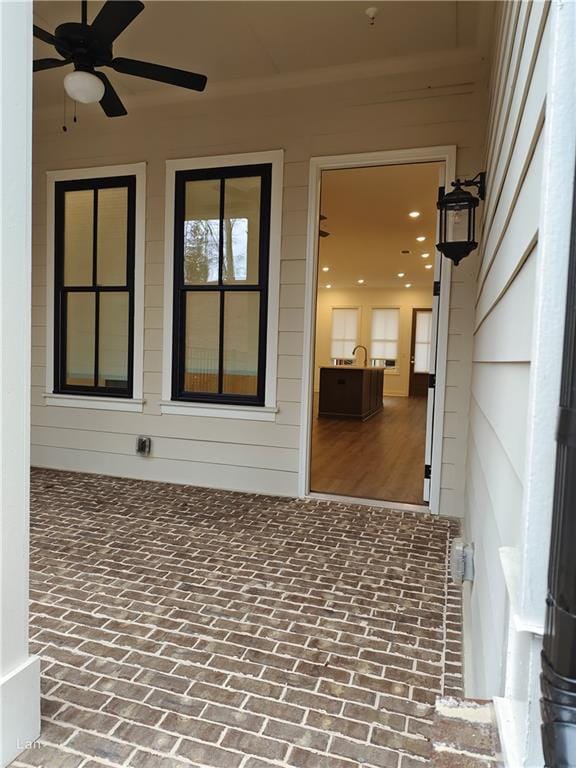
[54,22,113,69]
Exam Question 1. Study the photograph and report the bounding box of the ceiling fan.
[319,214,331,238]
[33,0,207,117]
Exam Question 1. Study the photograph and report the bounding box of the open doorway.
[308,161,443,506]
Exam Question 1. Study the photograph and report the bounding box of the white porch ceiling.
[33,1,493,109]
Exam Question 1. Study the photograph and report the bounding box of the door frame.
[297,145,456,515]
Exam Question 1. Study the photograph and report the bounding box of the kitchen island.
[318,366,384,421]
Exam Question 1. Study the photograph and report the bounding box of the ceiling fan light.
[64,71,105,104]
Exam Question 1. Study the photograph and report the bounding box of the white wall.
[314,286,432,396]
[463,0,576,764]
[31,46,489,515]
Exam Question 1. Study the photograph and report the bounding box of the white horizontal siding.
[32,426,299,472]
[474,253,535,362]
[31,404,300,448]
[31,446,298,497]
[471,362,530,480]
[468,398,524,546]
[32,42,490,506]
[464,0,550,701]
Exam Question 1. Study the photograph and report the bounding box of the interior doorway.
[306,158,446,507]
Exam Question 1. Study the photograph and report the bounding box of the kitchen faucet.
[352,345,368,367]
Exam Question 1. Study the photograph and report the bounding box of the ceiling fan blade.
[33,25,58,46]
[91,1,145,43]
[94,72,127,117]
[110,57,207,92]
[33,58,69,72]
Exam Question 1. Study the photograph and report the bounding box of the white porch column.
[0,2,41,766]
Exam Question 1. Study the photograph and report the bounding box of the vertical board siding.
[465,0,550,696]
[32,56,489,505]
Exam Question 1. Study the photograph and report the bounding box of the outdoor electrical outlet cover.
[136,436,152,456]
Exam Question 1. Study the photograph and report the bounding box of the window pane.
[66,292,95,386]
[97,187,128,285]
[414,311,432,373]
[332,308,358,340]
[98,293,129,389]
[331,340,356,359]
[372,308,399,340]
[64,190,93,286]
[372,340,397,359]
[223,177,261,284]
[416,311,432,343]
[223,292,259,395]
[185,292,220,392]
[184,180,221,284]
[414,342,430,373]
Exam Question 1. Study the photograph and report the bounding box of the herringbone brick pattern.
[14,468,463,768]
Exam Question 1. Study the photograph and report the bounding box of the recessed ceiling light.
[405,283,412,288]
[325,284,332,289]
[408,211,421,218]
[357,279,365,284]
[322,266,330,272]
[421,252,430,258]
[425,264,433,270]
[416,236,426,242]
[397,272,405,278]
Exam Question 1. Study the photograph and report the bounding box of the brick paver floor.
[13,468,463,768]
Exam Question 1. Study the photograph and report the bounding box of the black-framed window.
[53,175,136,397]
[172,163,272,406]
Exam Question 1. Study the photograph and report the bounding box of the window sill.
[44,393,145,413]
[160,400,278,421]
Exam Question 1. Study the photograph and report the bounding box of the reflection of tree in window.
[184,217,248,283]
[223,217,248,281]
[183,218,218,282]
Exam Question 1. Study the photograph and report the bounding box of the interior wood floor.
[310,394,427,504]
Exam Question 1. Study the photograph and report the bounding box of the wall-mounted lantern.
[436,172,486,266]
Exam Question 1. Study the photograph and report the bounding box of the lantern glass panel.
[447,206,470,243]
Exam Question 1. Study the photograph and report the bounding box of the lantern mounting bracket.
[456,172,486,201]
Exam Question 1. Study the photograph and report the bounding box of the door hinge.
[433,281,441,296]
[556,406,576,448]
[429,374,436,388]
[424,464,432,480]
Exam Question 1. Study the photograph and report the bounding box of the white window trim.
[158,401,278,421]
[161,150,283,418]
[370,305,400,373]
[45,162,146,412]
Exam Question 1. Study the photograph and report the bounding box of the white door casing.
[422,164,448,503]
[299,146,456,514]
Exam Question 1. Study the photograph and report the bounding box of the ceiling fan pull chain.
[62,90,67,133]
[73,100,78,124]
